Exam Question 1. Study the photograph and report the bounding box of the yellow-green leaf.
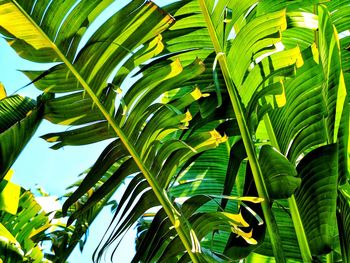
[0,180,20,215]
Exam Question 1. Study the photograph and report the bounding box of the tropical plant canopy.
[0,0,349,262]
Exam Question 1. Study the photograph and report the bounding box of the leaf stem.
[288,196,312,262]
[11,1,199,261]
[263,114,312,262]
[198,1,285,262]
[327,251,334,263]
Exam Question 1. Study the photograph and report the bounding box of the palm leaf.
[326,0,350,183]
[252,145,339,260]
[260,3,347,261]
[0,188,52,262]
[195,0,307,260]
[295,144,338,255]
[0,1,252,261]
[2,0,349,262]
[0,0,204,260]
[44,162,121,262]
[0,91,44,180]
[259,145,300,199]
[269,47,326,163]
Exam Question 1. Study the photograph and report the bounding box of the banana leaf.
[0,92,44,180]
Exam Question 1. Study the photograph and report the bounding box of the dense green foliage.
[0,0,349,262]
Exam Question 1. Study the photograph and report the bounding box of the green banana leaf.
[1,0,349,262]
[259,145,300,199]
[0,172,20,215]
[44,162,122,262]
[0,92,44,180]
[295,144,338,255]
[249,145,339,260]
[0,0,255,261]
[0,188,52,262]
[269,47,326,162]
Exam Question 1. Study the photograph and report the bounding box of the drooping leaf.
[0,178,20,215]
[0,1,209,261]
[221,139,247,210]
[2,0,349,262]
[224,163,266,260]
[295,144,338,255]
[259,145,301,199]
[269,47,327,163]
[0,186,54,262]
[0,93,44,180]
[317,5,347,143]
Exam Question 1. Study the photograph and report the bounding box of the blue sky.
[0,0,171,262]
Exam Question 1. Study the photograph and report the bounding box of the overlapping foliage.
[0,169,52,262]
[0,0,349,262]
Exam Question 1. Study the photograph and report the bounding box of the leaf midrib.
[197,0,286,262]
[9,0,200,261]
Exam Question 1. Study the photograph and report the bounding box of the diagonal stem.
[198,1,285,262]
[263,114,312,262]
[11,1,200,261]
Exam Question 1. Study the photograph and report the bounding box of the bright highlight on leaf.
[0,0,348,262]
[182,110,193,123]
[334,69,347,141]
[3,169,14,181]
[221,212,249,227]
[0,223,18,244]
[311,42,319,64]
[209,195,264,203]
[232,228,257,245]
[0,3,52,50]
[0,180,20,215]
[190,229,201,253]
[0,83,6,100]
[275,81,286,107]
[57,116,85,125]
[209,130,228,145]
[191,87,203,101]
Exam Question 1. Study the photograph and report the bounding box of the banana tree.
[131,0,348,262]
[0,0,263,262]
[0,0,349,262]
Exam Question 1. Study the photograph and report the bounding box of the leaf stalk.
[263,114,312,262]
[11,1,200,261]
[198,1,285,262]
